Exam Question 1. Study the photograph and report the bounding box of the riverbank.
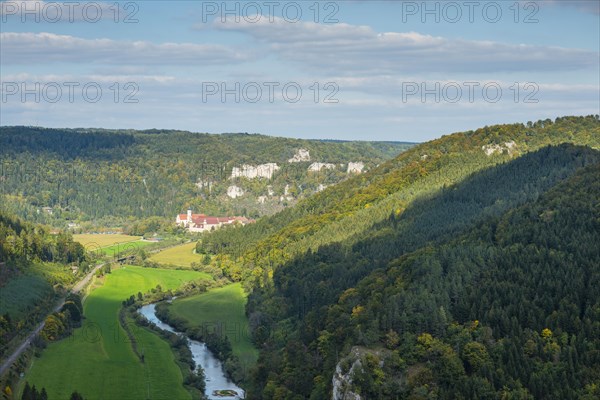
[138,303,244,399]
[19,265,205,399]
[153,283,258,385]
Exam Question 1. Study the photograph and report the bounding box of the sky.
[1,0,599,142]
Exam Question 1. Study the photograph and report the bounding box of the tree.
[462,342,490,373]
[70,391,85,400]
[21,382,31,400]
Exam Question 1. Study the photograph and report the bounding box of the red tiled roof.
[181,212,250,228]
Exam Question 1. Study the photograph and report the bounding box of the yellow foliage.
[417,332,434,348]
[351,305,364,318]
[541,328,553,339]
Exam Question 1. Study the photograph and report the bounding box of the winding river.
[138,303,245,400]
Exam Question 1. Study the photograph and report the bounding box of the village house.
[176,209,250,233]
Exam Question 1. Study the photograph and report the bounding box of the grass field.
[73,234,156,257]
[1,262,76,319]
[148,242,202,268]
[169,283,258,367]
[0,275,52,319]
[100,240,154,257]
[73,233,142,248]
[23,266,208,400]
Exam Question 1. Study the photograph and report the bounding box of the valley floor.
[20,266,207,400]
[169,282,259,367]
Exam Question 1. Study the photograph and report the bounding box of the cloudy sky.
[1,0,598,141]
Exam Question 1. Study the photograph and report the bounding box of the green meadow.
[169,283,258,367]
[99,240,155,257]
[1,262,77,321]
[73,234,142,248]
[22,266,207,400]
[73,233,155,258]
[148,242,201,268]
[0,275,53,320]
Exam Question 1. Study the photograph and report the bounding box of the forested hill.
[0,126,413,228]
[193,115,600,398]
[0,211,86,357]
[199,115,600,283]
[0,212,85,266]
[244,146,600,399]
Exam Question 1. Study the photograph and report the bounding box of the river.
[138,303,245,400]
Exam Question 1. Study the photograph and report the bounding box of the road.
[0,263,104,376]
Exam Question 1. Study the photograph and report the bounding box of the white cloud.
[0,32,253,65]
[211,17,598,74]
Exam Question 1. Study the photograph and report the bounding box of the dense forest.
[246,149,600,399]
[195,115,600,398]
[2,116,599,399]
[0,127,412,229]
[0,211,86,358]
[199,116,600,284]
[0,213,85,266]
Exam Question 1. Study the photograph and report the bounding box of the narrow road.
[0,263,104,376]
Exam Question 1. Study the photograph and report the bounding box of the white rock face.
[230,163,279,179]
[482,141,517,156]
[288,148,311,163]
[332,359,362,400]
[347,162,365,174]
[317,184,327,192]
[227,185,244,199]
[280,185,294,202]
[267,185,274,196]
[257,195,267,204]
[308,162,336,172]
[195,180,213,191]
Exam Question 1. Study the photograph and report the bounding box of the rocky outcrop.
[288,148,311,163]
[347,162,365,174]
[230,163,279,179]
[227,185,244,199]
[332,348,363,400]
[482,141,517,156]
[309,162,336,172]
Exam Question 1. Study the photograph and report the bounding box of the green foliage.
[23,266,205,400]
[0,126,413,227]
[237,116,600,399]
[0,211,84,357]
[200,115,600,286]
[0,211,86,264]
[158,282,258,383]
